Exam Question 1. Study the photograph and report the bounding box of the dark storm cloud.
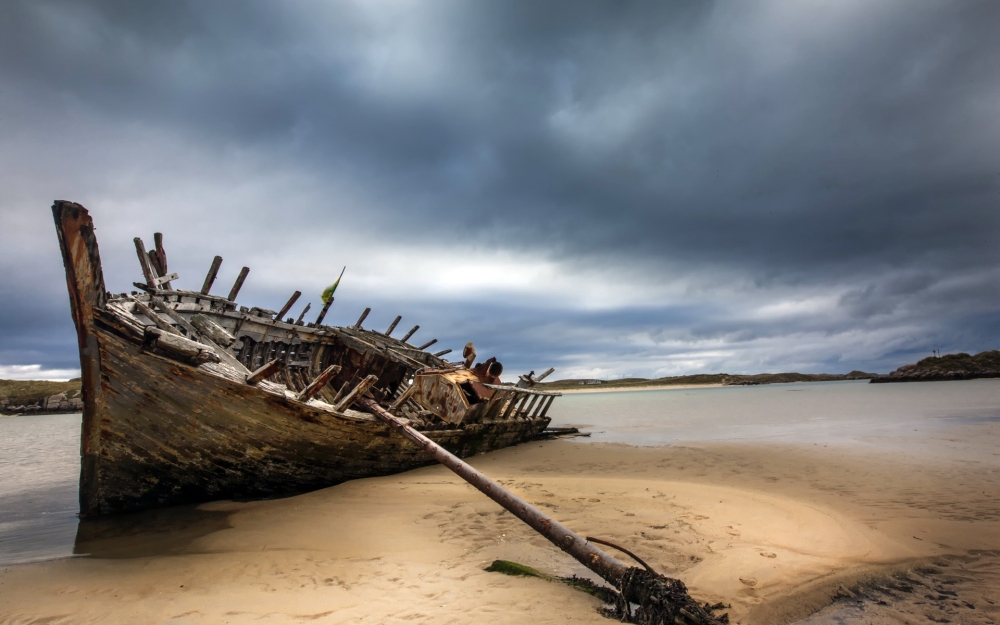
[2,0,999,378]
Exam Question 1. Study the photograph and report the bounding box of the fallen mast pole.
[358,397,719,625]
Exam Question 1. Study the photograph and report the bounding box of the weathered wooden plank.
[335,374,378,412]
[536,367,555,382]
[296,365,341,402]
[127,296,182,336]
[275,291,301,322]
[401,325,419,342]
[416,338,437,350]
[227,266,250,301]
[200,255,223,295]
[385,315,401,336]
[432,348,452,357]
[314,297,333,325]
[389,382,418,412]
[133,237,157,287]
[152,232,168,276]
[246,359,285,385]
[353,307,371,329]
[295,302,312,325]
[539,395,556,417]
[142,327,220,365]
[151,296,249,374]
[191,314,236,347]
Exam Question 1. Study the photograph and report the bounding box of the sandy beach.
[2,426,998,625]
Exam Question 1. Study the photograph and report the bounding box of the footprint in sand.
[759,552,777,558]
[739,577,757,587]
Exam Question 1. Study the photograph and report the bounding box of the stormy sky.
[1,0,998,381]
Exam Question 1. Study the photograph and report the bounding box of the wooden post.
[353,307,371,329]
[500,392,520,419]
[315,298,333,325]
[151,233,172,289]
[275,291,301,322]
[523,394,541,417]
[536,367,555,382]
[401,325,419,343]
[201,256,223,295]
[432,348,452,357]
[416,338,437,351]
[334,374,378,412]
[295,302,311,325]
[246,359,285,385]
[227,267,250,301]
[539,395,556,417]
[296,365,341,402]
[357,397,721,625]
[331,380,349,405]
[512,393,531,418]
[385,315,402,336]
[389,382,418,412]
[133,237,157,287]
[152,233,167,271]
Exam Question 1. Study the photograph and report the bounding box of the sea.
[2,379,999,567]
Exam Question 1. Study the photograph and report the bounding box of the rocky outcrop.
[870,350,1000,383]
[0,390,83,415]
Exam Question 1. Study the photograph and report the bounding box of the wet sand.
[1,434,998,624]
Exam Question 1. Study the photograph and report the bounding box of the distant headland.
[539,370,876,392]
[870,350,1000,383]
[0,378,82,416]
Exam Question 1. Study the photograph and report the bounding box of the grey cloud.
[2,0,999,378]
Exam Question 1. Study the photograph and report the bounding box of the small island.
[870,350,1000,383]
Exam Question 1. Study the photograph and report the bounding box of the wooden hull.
[88,325,547,515]
[53,201,551,517]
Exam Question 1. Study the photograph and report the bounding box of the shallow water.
[0,412,81,565]
[548,379,1000,463]
[2,379,999,568]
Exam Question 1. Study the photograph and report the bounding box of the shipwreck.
[53,201,559,517]
[54,200,725,624]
